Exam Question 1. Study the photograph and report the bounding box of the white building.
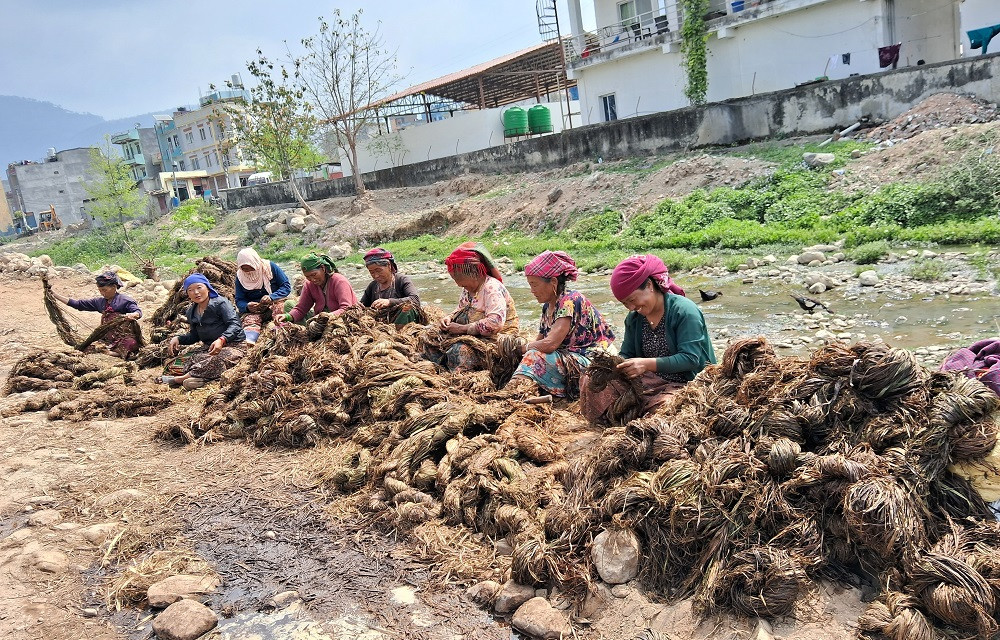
[565,0,998,125]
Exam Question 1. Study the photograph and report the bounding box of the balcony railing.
[111,130,139,144]
[566,0,797,64]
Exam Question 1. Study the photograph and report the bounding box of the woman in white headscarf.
[233,247,291,343]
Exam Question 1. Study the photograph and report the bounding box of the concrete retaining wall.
[220,52,1000,211]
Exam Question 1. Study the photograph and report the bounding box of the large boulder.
[803,152,836,168]
[859,270,879,286]
[512,597,572,639]
[591,529,640,584]
[797,251,825,265]
[152,599,218,640]
[264,221,287,237]
[327,242,353,260]
[286,216,306,232]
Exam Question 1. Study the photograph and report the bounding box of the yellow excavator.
[38,205,62,232]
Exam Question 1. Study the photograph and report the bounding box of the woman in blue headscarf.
[158,273,247,390]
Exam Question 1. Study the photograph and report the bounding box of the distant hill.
[0,95,167,166]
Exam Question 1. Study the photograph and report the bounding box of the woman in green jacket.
[580,254,715,424]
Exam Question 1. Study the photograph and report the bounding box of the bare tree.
[213,50,319,215]
[295,10,402,198]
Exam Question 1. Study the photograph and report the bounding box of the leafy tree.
[85,137,157,276]
[680,0,710,105]
[213,49,320,215]
[295,9,402,199]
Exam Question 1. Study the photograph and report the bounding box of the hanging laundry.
[968,24,1000,55]
[841,53,851,65]
[878,43,901,69]
[827,54,839,72]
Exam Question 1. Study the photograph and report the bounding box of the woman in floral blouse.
[426,242,519,372]
[510,250,615,398]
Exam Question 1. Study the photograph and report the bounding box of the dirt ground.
[1,272,873,640]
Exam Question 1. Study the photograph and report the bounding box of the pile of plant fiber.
[42,275,144,354]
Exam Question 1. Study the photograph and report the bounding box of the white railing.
[565,0,810,63]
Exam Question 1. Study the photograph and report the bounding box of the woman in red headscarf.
[360,247,422,325]
[425,242,519,371]
[509,250,615,399]
[580,254,715,425]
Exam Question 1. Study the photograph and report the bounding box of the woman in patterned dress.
[51,271,142,358]
[580,254,716,424]
[510,251,614,399]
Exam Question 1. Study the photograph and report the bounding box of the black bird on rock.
[699,289,723,302]
[790,294,831,314]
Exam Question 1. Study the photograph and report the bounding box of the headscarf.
[444,242,503,282]
[524,250,579,281]
[610,254,685,301]
[183,273,220,298]
[236,247,273,294]
[95,271,123,288]
[363,247,397,273]
[300,252,338,273]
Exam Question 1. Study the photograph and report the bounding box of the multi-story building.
[110,126,162,193]
[6,148,99,227]
[0,179,14,235]
[564,0,996,126]
[153,81,256,202]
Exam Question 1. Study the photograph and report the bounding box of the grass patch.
[907,258,948,282]
[849,240,891,265]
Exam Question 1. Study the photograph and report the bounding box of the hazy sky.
[3,0,595,119]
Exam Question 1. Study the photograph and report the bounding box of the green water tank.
[503,107,529,137]
[528,105,553,134]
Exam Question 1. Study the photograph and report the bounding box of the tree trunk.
[288,175,317,217]
[350,142,366,196]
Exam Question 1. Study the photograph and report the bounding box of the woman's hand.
[617,358,653,379]
[125,312,140,320]
[446,322,470,335]
[371,298,391,310]
[439,317,451,330]
[208,338,225,355]
[246,301,260,313]
[168,336,180,356]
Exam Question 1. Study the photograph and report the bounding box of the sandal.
[156,375,181,386]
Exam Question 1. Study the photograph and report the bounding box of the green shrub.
[907,258,947,282]
[849,240,891,264]
[568,209,622,241]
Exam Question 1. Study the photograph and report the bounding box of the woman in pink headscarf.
[580,254,715,425]
[233,247,291,344]
[509,250,615,400]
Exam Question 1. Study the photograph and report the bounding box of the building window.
[178,160,186,171]
[211,151,219,167]
[617,0,636,26]
[172,134,180,148]
[191,156,201,170]
[185,131,194,144]
[199,127,207,141]
[217,123,225,139]
[205,153,212,168]
[600,93,618,122]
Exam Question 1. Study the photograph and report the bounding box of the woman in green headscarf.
[280,252,358,323]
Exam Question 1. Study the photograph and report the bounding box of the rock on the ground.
[147,574,222,608]
[808,282,827,294]
[286,216,306,232]
[547,188,563,204]
[152,599,218,640]
[80,522,118,545]
[494,580,537,614]
[511,597,572,639]
[859,270,879,286]
[797,251,825,265]
[267,590,301,610]
[591,529,640,584]
[264,221,287,236]
[29,548,70,573]
[467,580,501,605]
[327,242,353,260]
[302,223,321,236]
[27,509,62,527]
[97,488,146,506]
[921,249,938,258]
[803,152,836,168]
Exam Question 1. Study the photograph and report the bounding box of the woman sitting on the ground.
[160,274,247,390]
[280,252,358,323]
[510,250,615,399]
[360,247,422,325]
[51,271,142,358]
[580,254,715,424]
[234,247,291,344]
[426,242,519,372]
